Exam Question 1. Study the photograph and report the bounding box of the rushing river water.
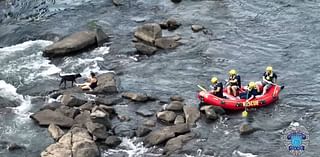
[1,0,320,156]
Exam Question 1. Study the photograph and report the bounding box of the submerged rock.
[136,108,155,117]
[122,92,149,102]
[239,123,257,135]
[30,109,75,128]
[7,143,25,151]
[200,105,218,121]
[191,25,205,32]
[134,42,158,56]
[171,0,182,3]
[154,36,181,49]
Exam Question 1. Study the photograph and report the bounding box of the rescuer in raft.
[226,69,241,97]
[240,81,259,100]
[209,77,223,98]
[257,66,277,95]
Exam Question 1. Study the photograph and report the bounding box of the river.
[0,0,319,156]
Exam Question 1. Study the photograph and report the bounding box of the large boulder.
[166,101,184,111]
[154,36,181,49]
[183,106,200,127]
[61,93,88,107]
[90,110,112,130]
[92,73,118,94]
[143,124,190,147]
[157,111,177,123]
[43,31,97,57]
[95,28,109,46]
[74,111,92,125]
[134,42,158,56]
[85,122,108,140]
[163,133,195,155]
[48,123,65,141]
[134,23,162,44]
[41,127,99,157]
[122,92,149,102]
[30,109,75,128]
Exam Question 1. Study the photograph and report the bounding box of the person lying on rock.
[76,72,98,91]
[209,77,223,98]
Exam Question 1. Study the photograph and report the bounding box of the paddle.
[197,85,207,92]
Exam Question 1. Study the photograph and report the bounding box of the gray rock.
[170,95,184,102]
[171,0,182,3]
[157,111,177,123]
[40,102,62,111]
[95,95,122,106]
[43,31,97,57]
[30,109,75,128]
[143,119,156,127]
[136,108,154,117]
[183,106,200,127]
[112,0,124,6]
[85,122,108,140]
[191,25,205,32]
[91,73,118,94]
[95,28,109,46]
[239,123,257,135]
[134,42,158,56]
[134,23,162,45]
[56,105,80,119]
[200,105,218,121]
[79,102,94,111]
[164,133,195,155]
[41,127,99,157]
[122,92,149,102]
[105,136,122,148]
[117,114,131,122]
[98,105,116,116]
[166,101,184,111]
[61,93,87,107]
[74,111,91,125]
[143,124,190,147]
[166,18,181,31]
[7,143,25,151]
[174,115,185,124]
[154,36,181,49]
[212,106,226,115]
[90,110,112,130]
[113,123,135,137]
[48,123,65,141]
[135,126,152,137]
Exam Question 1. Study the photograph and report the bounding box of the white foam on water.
[232,150,258,157]
[0,80,32,115]
[103,137,154,157]
[90,46,110,55]
[0,40,61,83]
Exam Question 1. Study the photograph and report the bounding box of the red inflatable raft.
[197,85,283,110]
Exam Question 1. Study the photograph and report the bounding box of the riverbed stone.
[154,36,181,49]
[239,123,257,135]
[61,93,87,107]
[43,31,97,57]
[91,73,118,94]
[30,109,75,128]
[157,111,177,123]
[170,95,184,102]
[191,24,204,32]
[85,122,108,140]
[134,23,162,44]
[134,42,158,56]
[48,123,65,141]
[183,106,200,127]
[105,136,122,148]
[56,105,80,119]
[166,101,184,111]
[135,126,152,137]
[163,132,195,155]
[174,115,185,124]
[122,92,149,102]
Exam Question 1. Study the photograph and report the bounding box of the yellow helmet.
[211,77,218,84]
[229,69,237,75]
[266,66,273,72]
[248,81,256,89]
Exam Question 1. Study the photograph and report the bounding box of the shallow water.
[0,0,320,156]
